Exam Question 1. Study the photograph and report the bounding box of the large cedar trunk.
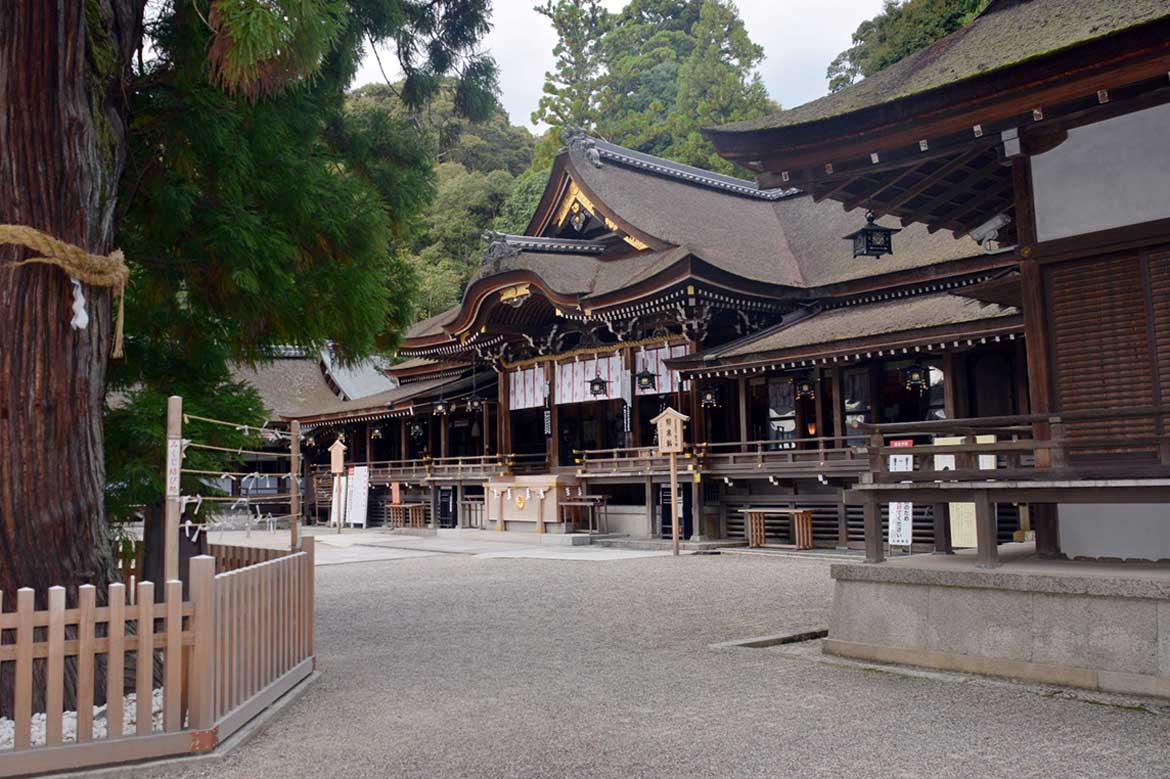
[0,2,143,601]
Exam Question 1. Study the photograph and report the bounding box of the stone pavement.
[132,550,1170,779]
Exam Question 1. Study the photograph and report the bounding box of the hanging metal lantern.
[370,427,383,440]
[432,400,448,416]
[589,369,609,397]
[794,376,816,400]
[903,363,929,392]
[467,395,484,412]
[700,386,721,408]
[409,422,425,439]
[635,367,657,391]
[844,211,901,258]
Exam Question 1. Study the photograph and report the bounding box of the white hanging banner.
[555,353,623,405]
[508,365,546,410]
[635,344,688,395]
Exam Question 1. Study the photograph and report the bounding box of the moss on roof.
[715,0,1170,134]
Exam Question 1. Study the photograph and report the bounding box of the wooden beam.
[902,160,996,226]
[737,377,749,452]
[812,174,863,203]
[842,159,930,211]
[875,148,987,216]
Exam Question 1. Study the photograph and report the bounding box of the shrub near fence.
[0,539,314,777]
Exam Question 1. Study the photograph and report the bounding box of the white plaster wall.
[1060,504,1170,560]
[1031,102,1170,242]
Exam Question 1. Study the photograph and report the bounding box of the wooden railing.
[694,436,865,477]
[312,452,546,485]
[573,445,684,476]
[574,437,866,480]
[0,541,314,777]
[854,405,1170,484]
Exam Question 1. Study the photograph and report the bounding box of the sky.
[352,0,886,132]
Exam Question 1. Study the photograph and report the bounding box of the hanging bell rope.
[0,224,129,357]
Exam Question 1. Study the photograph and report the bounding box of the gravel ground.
[137,554,1170,779]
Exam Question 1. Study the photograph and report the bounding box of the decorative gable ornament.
[844,211,901,258]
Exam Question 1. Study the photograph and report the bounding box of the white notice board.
[887,451,914,546]
[345,465,369,528]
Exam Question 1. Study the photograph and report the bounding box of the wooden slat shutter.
[1150,249,1170,408]
[1046,253,1157,457]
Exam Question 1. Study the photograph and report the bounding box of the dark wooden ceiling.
[810,143,1014,241]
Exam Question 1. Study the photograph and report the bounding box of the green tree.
[659,0,772,173]
[407,162,516,318]
[828,0,989,92]
[100,0,500,532]
[494,167,554,235]
[593,0,772,172]
[531,0,612,165]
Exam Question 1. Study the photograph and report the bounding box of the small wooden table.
[739,508,814,550]
[387,502,426,529]
[559,496,609,534]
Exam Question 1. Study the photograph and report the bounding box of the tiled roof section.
[289,375,458,420]
[485,231,609,254]
[717,293,1019,358]
[318,348,395,400]
[404,307,459,339]
[715,0,1170,133]
[568,141,981,288]
[231,358,346,419]
[581,135,799,201]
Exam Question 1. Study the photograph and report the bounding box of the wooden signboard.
[651,407,690,555]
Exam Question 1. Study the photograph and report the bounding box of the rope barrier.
[185,441,294,458]
[0,224,129,357]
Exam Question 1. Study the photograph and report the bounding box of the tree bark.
[0,1,142,603]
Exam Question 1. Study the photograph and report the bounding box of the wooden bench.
[740,508,814,550]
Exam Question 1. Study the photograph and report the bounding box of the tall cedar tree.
[0,0,497,608]
[827,0,989,92]
[531,0,612,166]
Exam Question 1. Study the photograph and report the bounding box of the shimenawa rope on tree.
[0,224,129,357]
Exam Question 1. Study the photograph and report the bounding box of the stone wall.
[825,561,1170,697]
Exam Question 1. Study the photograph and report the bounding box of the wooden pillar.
[836,502,848,549]
[164,395,182,584]
[622,347,635,448]
[498,369,512,455]
[546,362,559,469]
[1033,504,1061,558]
[399,417,408,461]
[737,376,749,451]
[290,419,301,549]
[931,502,952,555]
[1013,337,1030,414]
[644,477,655,538]
[863,493,883,563]
[690,477,705,541]
[830,366,844,445]
[974,491,998,568]
[942,351,961,419]
[364,421,373,464]
[813,370,826,445]
[430,485,440,530]
[440,413,450,459]
[482,401,491,456]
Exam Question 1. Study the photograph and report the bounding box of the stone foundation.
[826,547,1170,698]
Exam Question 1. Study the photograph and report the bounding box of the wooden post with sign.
[329,437,346,534]
[164,396,183,583]
[652,407,689,556]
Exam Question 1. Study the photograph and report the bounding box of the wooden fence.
[0,539,315,777]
